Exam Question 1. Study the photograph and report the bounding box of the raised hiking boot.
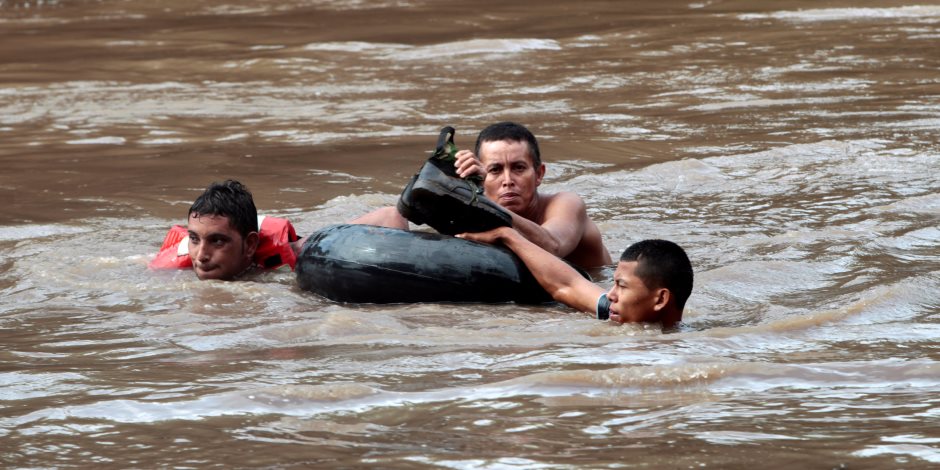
[396,171,424,225]
[397,126,512,236]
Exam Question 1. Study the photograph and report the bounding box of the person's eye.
[189,235,199,244]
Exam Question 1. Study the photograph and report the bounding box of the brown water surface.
[2,0,939,468]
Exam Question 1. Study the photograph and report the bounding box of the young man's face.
[606,260,663,324]
[187,213,257,280]
[479,139,545,215]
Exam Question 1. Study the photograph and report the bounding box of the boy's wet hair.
[474,121,542,167]
[621,239,694,310]
[188,179,258,238]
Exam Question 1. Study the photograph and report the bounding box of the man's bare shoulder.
[540,191,611,268]
[538,191,587,220]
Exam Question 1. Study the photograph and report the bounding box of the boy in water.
[459,227,693,327]
[149,180,300,280]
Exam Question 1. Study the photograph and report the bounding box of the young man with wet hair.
[459,228,693,328]
[149,180,299,280]
[357,121,612,268]
[190,179,259,240]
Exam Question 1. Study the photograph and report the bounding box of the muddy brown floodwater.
[1,0,939,468]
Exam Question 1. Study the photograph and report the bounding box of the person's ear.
[243,231,260,258]
[651,288,671,312]
[653,288,683,328]
[535,163,546,186]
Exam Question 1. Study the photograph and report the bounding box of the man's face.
[479,139,545,215]
[187,214,256,280]
[607,261,662,324]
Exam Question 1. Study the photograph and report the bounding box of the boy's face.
[187,213,257,280]
[606,260,662,324]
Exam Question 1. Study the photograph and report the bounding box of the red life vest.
[149,216,299,272]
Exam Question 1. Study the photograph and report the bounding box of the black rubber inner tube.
[296,224,588,304]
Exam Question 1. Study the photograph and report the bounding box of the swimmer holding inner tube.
[459,228,693,328]
[355,122,612,269]
[149,180,306,280]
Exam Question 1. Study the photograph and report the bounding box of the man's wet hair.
[474,121,542,167]
[621,239,694,311]
[188,179,258,238]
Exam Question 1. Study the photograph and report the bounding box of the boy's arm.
[459,226,605,314]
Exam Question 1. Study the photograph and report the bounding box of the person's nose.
[194,242,211,262]
[501,168,514,187]
[606,285,617,302]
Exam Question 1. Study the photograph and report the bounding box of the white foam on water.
[26,355,933,426]
[404,456,552,470]
[384,38,561,61]
[303,41,409,53]
[873,193,940,214]
[686,96,857,112]
[138,138,183,145]
[605,126,666,141]
[739,6,940,22]
[216,132,249,142]
[249,44,285,51]
[0,371,87,401]
[0,224,91,241]
[654,87,723,98]
[580,113,640,122]
[854,444,940,464]
[694,430,801,445]
[738,78,875,93]
[196,5,270,16]
[884,435,940,444]
[65,136,126,145]
[697,260,840,303]
[876,118,940,130]
[105,40,152,47]
[298,0,418,11]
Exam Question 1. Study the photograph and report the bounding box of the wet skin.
[187,214,258,280]
[454,139,611,268]
[477,140,545,219]
[606,260,667,324]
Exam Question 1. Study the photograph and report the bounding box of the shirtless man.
[357,122,611,268]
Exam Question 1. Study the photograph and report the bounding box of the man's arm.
[349,206,409,229]
[458,226,605,315]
